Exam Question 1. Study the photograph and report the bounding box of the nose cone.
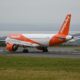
[66,35,73,41]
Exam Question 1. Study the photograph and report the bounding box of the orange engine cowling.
[6,43,18,52]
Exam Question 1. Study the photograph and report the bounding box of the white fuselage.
[23,34,55,46]
[6,33,73,47]
[6,33,56,47]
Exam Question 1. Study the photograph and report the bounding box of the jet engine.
[6,43,18,52]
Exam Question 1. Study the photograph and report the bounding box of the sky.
[0,0,79,31]
[0,0,80,24]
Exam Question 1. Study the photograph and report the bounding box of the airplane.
[5,14,73,53]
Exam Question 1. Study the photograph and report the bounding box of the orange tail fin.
[58,14,71,35]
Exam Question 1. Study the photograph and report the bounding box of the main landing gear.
[22,47,48,53]
[42,47,48,52]
[23,49,29,53]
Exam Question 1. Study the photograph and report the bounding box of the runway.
[0,47,80,58]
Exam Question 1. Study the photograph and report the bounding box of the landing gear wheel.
[23,49,29,53]
[43,47,48,52]
[12,45,18,51]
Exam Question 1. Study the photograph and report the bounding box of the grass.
[0,56,80,80]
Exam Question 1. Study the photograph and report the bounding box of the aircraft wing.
[14,41,40,47]
[61,33,80,46]
[70,33,80,41]
[5,37,40,47]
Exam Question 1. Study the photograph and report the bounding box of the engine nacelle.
[6,43,18,52]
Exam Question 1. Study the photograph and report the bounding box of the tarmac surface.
[0,47,80,58]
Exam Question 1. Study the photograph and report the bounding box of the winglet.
[58,14,71,35]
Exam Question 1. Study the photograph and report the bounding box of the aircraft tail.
[58,14,71,35]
